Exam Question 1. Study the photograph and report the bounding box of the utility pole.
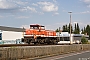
[59,27,60,41]
[68,12,72,44]
[23,27,24,38]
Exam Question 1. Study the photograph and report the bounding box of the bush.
[81,36,88,44]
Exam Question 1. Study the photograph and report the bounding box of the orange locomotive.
[22,24,59,44]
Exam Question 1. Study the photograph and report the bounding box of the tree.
[81,36,88,44]
[73,23,80,34]
[55,28,59,32]
[81,27,86,34]
[88,26,90,39]
[83,27,86,34]
[81,27,85,34]
[75,23,77,31]
[68,23,73,33]
[85,25,90,39]
[56,24,90,40]
[86,25,90,35]
[74,23,77,34]
[77,23,80,34]
[65,24,68,32]
[62,25,66,32]
[62,24,68,32]
[81,28,84,34]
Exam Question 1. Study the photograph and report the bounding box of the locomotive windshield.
[30,24,45,30]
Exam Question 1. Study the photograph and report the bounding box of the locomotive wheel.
[53,40,58,44]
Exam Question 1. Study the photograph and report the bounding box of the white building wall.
[2,31,23,40]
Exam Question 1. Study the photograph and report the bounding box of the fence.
[0,44,90,60]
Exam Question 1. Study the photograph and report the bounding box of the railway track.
[0,44,43,47]
[0,44,58,47]
[0,43,71,47]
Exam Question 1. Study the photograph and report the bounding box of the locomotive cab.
[30,24,45,30]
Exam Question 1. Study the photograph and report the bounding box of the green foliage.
[68,23,73,33]
[74,23,80,34]
[62,25,68,32]
[55,28,59,32]
[62,24,73,33]
[81,28,84,34]
[77,23,80,33]
[56,23,90,39]
[85,25,90,39]
[81,25,90,39]
[81,36,88,44]
[74,23,77,34]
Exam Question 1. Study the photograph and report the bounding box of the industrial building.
[57,32,89,44]
[0,26,25,44]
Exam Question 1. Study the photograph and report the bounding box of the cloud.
[80,11,90,14]
[83,0,90,3]
[0,0,16,9]
[26,6,37,13]
[0,0,59,14]
[81,0,90,7]
[87,5,90,7]
[73,22,78,24]
[54,12,59,15]
[73,11,90,14]
[20,25,30,29]
[72,20,90,29]
[0,0,37,13]
[50,21,90,30]
[0,0,21,13]
[38,12,44,15]
[20,6,37,13]
[45,22,68,30]
[32,3,38,6]
[76,22,90,29]
[52,12,59,16]
[17,16,30,19]
[0,15,3,18]
[53,0,57,3]
[42,5,58,12]
[15,1,28,5]
[37,1,58,12]
[62,10,67,12]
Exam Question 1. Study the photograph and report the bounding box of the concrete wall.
[0,44,90,60]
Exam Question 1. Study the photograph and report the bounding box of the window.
[64,37,69,41]
[0,33,2,40]
[60,37,70,41]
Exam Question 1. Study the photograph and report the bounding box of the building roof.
[56,32,89,38]
[0,26,25,32]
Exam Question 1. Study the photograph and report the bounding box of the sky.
[0,0,90,30]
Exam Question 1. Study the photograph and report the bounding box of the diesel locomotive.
[22,24,59,44]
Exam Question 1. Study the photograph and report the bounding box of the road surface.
[37,51,90,60]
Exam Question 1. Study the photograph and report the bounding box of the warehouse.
[57,32,89,44]
[0,26,25,44]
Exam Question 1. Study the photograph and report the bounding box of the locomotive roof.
[30,24,44,27]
